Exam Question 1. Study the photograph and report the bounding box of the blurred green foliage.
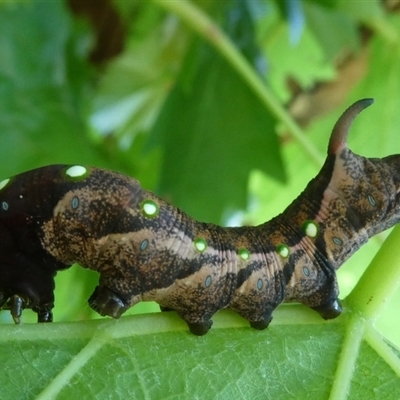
[0,0,400,398]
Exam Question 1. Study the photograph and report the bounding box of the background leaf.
[1,0,400,398]
[0,2,107,175]
[150,41,283,222]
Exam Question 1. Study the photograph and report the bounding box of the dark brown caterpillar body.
[1,99,399,335]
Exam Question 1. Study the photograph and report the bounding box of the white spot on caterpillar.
[140,199,159,218]
[205,275,212,287]
[303,267,310,277]
[194,238,207,252]
[66,165,87,178]
[0,178,10,191]
[303,220,318,238]
[1,201,9,211]
[257,279,263,290]
[276,244,289,258]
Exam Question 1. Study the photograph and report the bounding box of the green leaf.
[0,1,105,177]
[259,7,336,101]
[2,1,400,398]
[303,1,359,61]
[147,0,285,223]
[335,0,384,22]
[348,19,400,157]
[1,303,399,399]
[150,41,283,223]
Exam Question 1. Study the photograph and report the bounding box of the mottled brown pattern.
[1,99,400,334]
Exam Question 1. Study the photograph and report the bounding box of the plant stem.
[329,315,365,400]
[151,0,324,167]
[365,325,400,377]
[36,338,104,400]
[346,225,400,322]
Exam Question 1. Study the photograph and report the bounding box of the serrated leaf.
[348,17,400,157]
[303,1,359,61]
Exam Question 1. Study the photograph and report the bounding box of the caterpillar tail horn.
[328,98,374,155]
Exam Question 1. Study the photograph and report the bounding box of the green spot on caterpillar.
[276,244,290,258]
[238,248,250,260]
[205,275,212,287]
[194,237,207,252]
[302,220,319,238]
[71,196,79,210]
[303,267,310,277]
[140,199,159,218]
[0,178,10,191]
[1,201,8,211]
[257,279,263,290]
[65,165,88,180]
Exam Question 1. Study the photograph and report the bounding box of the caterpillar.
[0,99,399,335]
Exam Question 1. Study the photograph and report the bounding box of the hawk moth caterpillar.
[1,99,400,335]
